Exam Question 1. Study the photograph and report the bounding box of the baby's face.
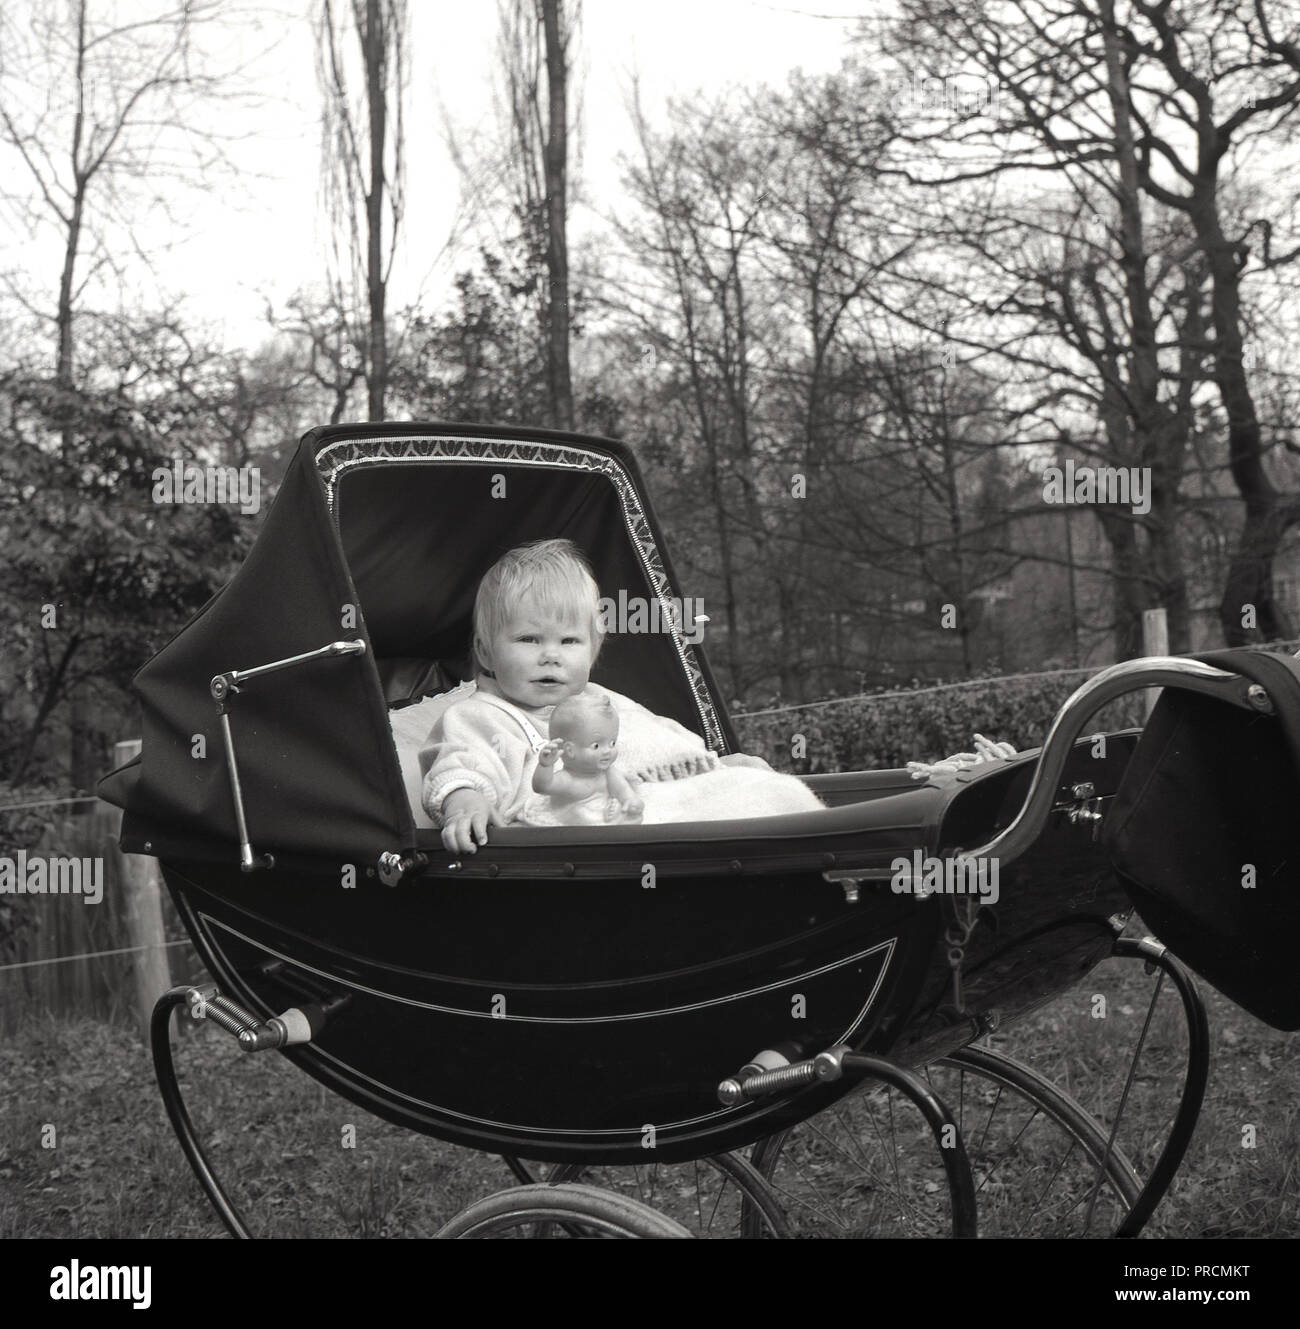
[482,608,595,712]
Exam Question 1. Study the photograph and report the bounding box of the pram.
[100,421,1300,1238]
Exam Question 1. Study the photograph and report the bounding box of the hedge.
[733,641,1300,773]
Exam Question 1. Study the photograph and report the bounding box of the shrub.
[736,642,1300,773]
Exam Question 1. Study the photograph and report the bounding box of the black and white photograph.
[0,0,1295,1285]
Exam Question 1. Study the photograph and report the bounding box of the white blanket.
[637,764,824,823]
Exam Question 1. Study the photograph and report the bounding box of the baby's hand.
[441,789,495,853]
[536,739,563,768]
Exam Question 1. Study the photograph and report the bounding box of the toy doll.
[531,693,644,825]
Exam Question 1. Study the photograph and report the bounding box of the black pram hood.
[99,422,735,864]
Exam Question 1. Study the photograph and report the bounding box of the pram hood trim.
[311,427,728,752]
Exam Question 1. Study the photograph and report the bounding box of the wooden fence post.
[1142,608,1169,722]
[104,739,171,1040]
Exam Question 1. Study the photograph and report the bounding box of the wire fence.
[0,799,187,1035]
[732,637,1300,719]
[0,939,191,974]
[733,664,1098,719]
[0,795,101,814]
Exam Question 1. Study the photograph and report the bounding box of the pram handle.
[957,656,1270,868]
[210,638,366,701]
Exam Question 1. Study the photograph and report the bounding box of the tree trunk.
[1094,509,1146,659]
[1100,4,1190,654]
[1192,200,1291,642]
[59,3,90,791]
[364,0,387,421]
[12,635,81,785]
[1149,479,1192,652]
[541,0,573,430]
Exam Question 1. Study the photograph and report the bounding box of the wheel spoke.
[751,1046,1142,1238]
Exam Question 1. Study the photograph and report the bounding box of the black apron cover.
[1104,649,1300,1029]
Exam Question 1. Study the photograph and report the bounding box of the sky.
[28,0,879,352]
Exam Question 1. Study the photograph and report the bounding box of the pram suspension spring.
[717,1042,859,1105]
[184,982,352,1052]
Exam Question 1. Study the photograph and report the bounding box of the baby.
[421,538,765,852]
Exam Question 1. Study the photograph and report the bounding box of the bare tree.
[887,0,1300,646]
[272,290,368,426]
[318,0,407,421]
[611,78,1027,696]
[0,0,235,417]
[1125,0,1300,642]
[495,0,577,430]
[614,87,783,693]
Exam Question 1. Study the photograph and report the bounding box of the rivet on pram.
[716,1078,745,1106]
[1246,684,1273,712]
[377,850,428,886]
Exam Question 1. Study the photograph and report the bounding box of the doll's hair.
[472,539,604,676]
[549,691,618,742]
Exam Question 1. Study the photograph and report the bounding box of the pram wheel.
[434,1182,695,1238]
[539,1150,791,1238]
[747,1045,1142,1238]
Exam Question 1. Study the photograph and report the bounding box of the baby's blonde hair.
[472,539,604,675]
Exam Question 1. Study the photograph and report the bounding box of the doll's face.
[555,708,619,775]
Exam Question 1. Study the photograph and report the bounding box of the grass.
[0,1012,495,1239]
[1005,956,1297,1238]
[1,953,1296,1239]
